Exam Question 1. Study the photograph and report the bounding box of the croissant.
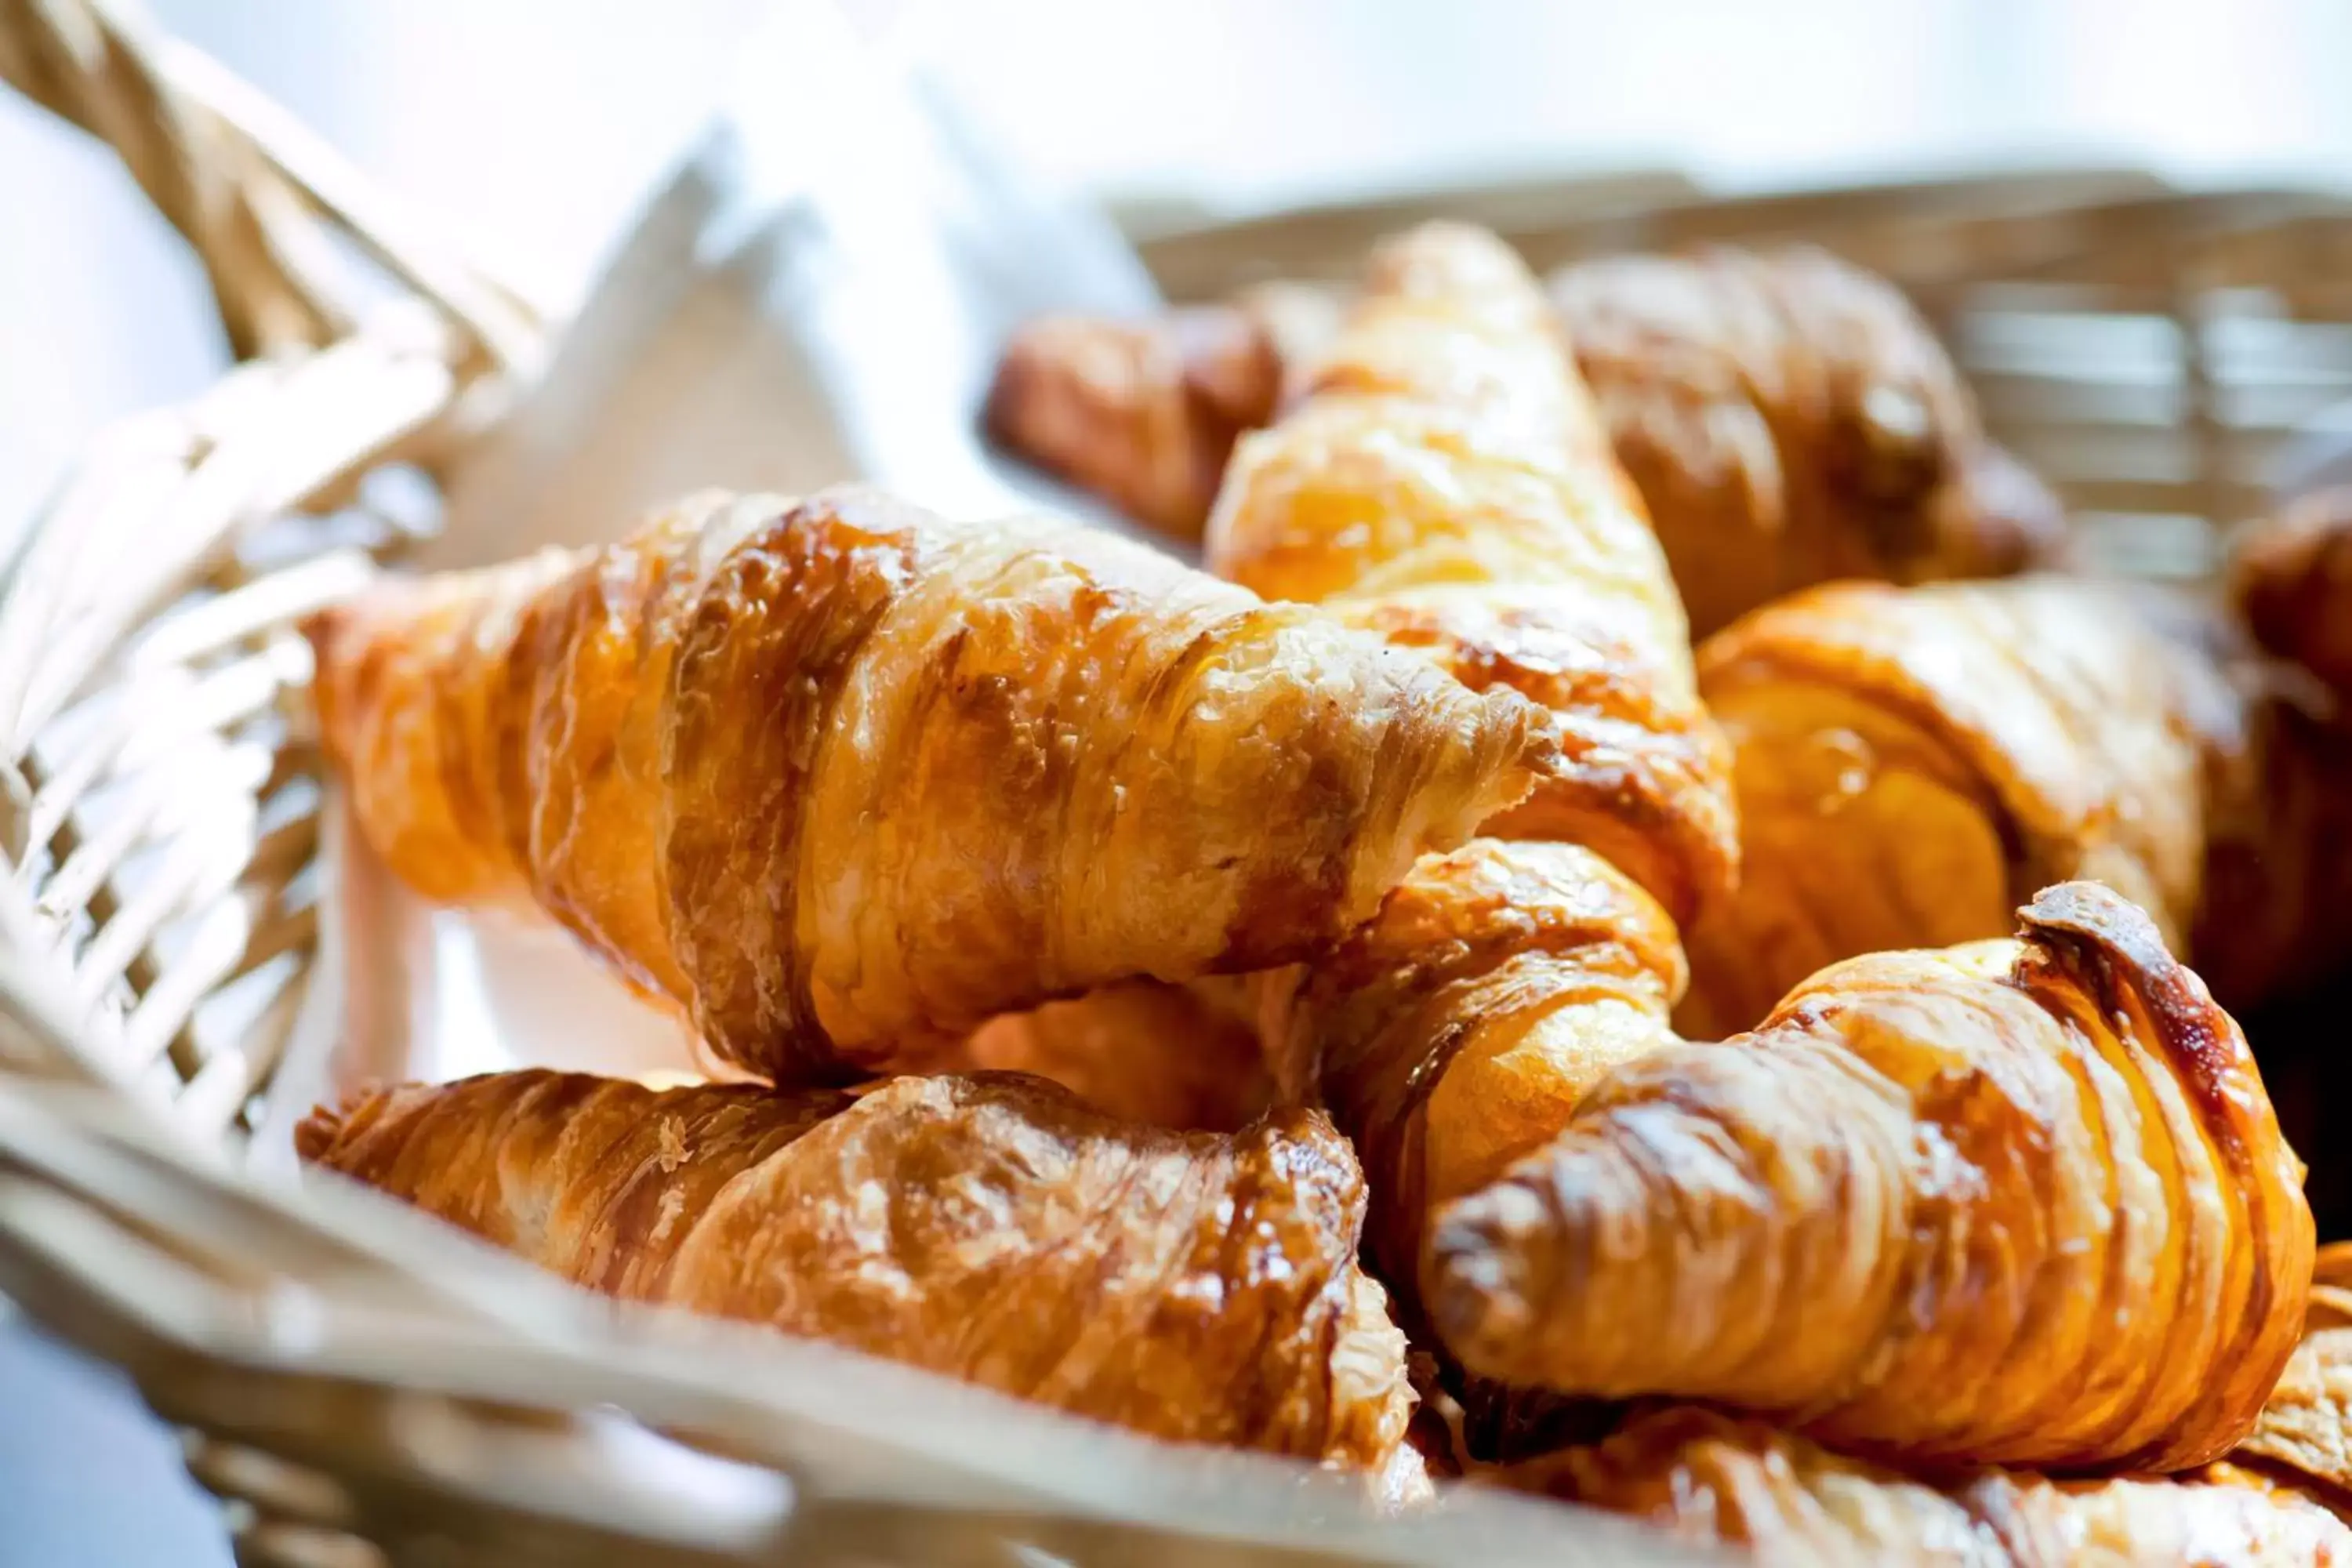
[2232,1242,2352,1501]
[307,485,1555,1083]
[1206,222,1735,924]
[1261,837,1683,1329]
[1499,1406,2352,1566]
[2231,484,2352,702]
[983,283,1338,540]
[989,247,2060,634]
[296,1069,1413,1470]
[960,978,1269,1132]
[1681,574,2352,1036]
[1426,880,2312,1472]
[1549,246,2063,637]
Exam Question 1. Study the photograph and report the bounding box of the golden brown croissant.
[1206,223,1736,924]
[307,485,1555,1083]
[2231,485,2352,702]
[1261,837,1683,1330]
[2231,1243,2352,1504]
[1500,1406,2352,1566]
[989,248,2060,634]
[296,1069,1413,1469]
[1549,246,2063,637]
[1425,880,2312,1472]
[983,284,1338,540]
[960,978,1269,1132]
[1681,574,2352,1036]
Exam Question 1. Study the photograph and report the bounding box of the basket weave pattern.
[5,4,2352,1565]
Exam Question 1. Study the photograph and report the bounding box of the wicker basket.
[2,5,2348,1564]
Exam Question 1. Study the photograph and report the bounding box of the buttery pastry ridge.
[1207,222,1737,924]
[1486,1254,2352,1561]
[307,485,1555,1083]
[1427,880,2313,1473]
[297,1069,1413,1470]
[1261,837,1683,1332]
[2231,1243,2352,1505]
[1681,573,2352,1036]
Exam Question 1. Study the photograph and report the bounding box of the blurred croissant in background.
[983,282,1340,540]
[299,1069,1417,1482]
[1681,568,2352,1038]
[991,245,2062,633]
[1207,221,1736,924]
[307,485,1555,1086]
[2232,485,2352,701]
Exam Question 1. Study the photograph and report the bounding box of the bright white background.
[5,0,2352,532]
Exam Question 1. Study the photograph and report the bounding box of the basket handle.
[0,0,539,368]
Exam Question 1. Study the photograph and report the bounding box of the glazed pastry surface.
[1684,574,2352,1034]
[299,1069,1412,1468]
[1428,881,2312,1472]
[308,485,1552,1082]
[1207,223,1735,923]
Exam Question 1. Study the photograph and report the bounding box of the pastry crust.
[987,247,2060,635]
[1682,575,2352,1035]
[960,978,1269,1131]
[298,1069,1413,1470]
[2231,485,2352,702]
[983,285,1337,541]
[1427,881,2312,1473]
[1207,223,1735,924]
[307,485,1552,1083]
[1551,247,2063,637]
[1501,1407,2352,1566]
[1263,838,1683,1324]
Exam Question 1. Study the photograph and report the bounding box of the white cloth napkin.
[429,0,1159,566]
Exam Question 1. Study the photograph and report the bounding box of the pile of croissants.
[296,220,2352,1564]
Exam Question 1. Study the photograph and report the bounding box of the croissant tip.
[2017,881,2260,1138]
[293,1081,389,1163]
[292,1106,343,1163]
[1420,1186,1544,1382]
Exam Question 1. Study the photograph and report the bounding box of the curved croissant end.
[299,1069,1413,1472]
[1679,576,2232,1037]
[1262,837,1682,1324]
[1682,573,2352,1036]
[983,285,1340,543]
[309,485,1552,1083]
[1428,880,2312,1472]
[1207,222,1736,926]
